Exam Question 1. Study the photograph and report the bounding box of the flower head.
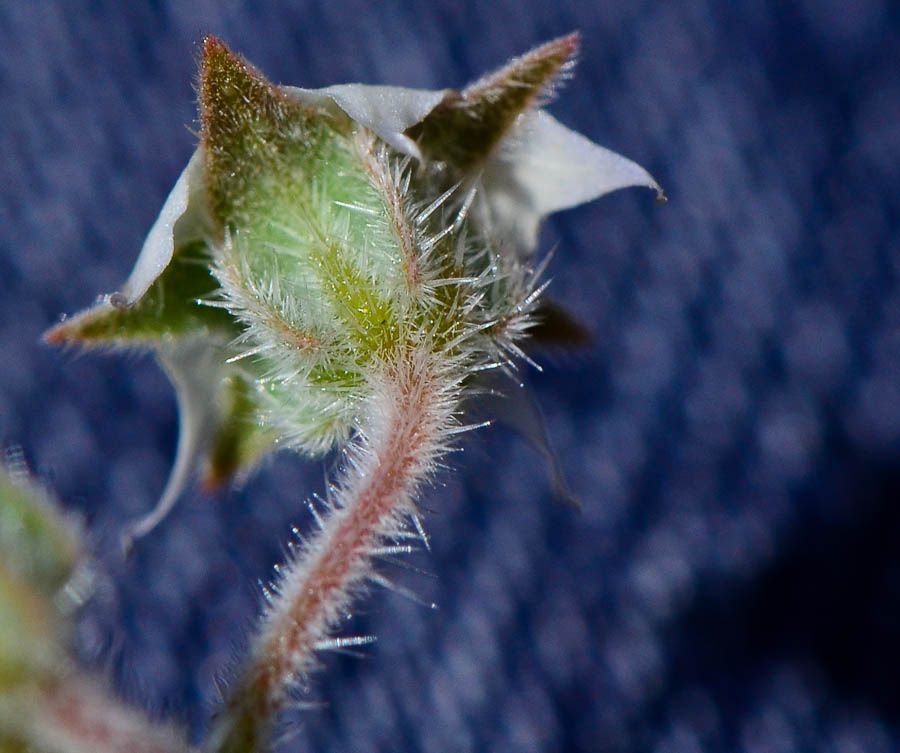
[46,34,661,541]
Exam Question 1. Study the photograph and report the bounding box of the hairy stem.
[209,349,458,753]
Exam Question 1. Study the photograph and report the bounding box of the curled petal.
[481,109,665,254]
[121,340,224,552]
[282,84,449,159]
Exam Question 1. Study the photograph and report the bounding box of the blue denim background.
[2,2,899,751]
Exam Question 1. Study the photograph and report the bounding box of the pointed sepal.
[43,153,235,348]
[409,33,579,171]
[43,240,236,347]
[201,37,329,230]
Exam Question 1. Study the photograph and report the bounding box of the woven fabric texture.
[2,2,899,751]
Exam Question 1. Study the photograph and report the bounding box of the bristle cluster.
[204,75,546,457]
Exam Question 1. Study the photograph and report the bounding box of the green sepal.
[203,372,278,490]
[200,37,336,231]
[199,39,396,345]
[43,240,238,347]
[407,33,579,171]
[198,39,413,454]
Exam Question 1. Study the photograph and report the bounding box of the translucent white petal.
[283,84,450,159]
[121,339,224,550]
[120,150,208,304]
[481,110,663,254]
[467,370,580,508]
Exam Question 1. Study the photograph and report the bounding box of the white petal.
[467,370,579,508]
[283,84,450,159]
[481,110,663,254]
[120,150,208,304]
[121,339,224,550]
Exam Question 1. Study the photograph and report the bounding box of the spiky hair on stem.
[209,347,464,752]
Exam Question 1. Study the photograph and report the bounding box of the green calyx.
[46,32,661,516]
[201,38,534,451]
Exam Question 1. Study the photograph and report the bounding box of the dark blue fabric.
[3,2,899,751]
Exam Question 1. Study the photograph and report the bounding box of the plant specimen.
[5,34,661,752]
